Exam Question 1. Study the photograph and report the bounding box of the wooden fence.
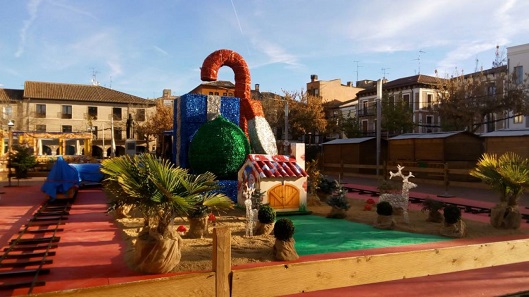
[322,160,481,188]
[34,227,529,297]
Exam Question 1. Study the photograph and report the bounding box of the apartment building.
[0,81,156,158]
[505,43,529,129]
[356,75,441,136]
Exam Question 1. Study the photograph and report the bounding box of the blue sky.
[1,0,528,99]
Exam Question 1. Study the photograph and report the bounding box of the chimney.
[162,89,171,98]
[310,74,318,82]
[255,84,260,92]
[347,81,352,87]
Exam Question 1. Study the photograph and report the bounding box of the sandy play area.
[115,195,529,273]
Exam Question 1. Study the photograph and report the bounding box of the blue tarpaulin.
[41,156,80,200]
[69,163,104,184]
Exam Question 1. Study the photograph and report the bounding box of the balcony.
[357,107,376,117]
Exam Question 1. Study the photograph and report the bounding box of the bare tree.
[434,67,529,132]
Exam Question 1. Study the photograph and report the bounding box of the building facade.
[1,81,156,158]
[505,43,529,130]
[355,75,441,136]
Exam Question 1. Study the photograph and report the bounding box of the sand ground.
[114,195,529,273]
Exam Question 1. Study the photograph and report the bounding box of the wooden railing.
[322,161,480,188]
[32,227,529,297]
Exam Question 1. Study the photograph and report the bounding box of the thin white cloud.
[48,0,98,20]
[153,46,170,57]
[15,0,43,58]
[107,61,123,78]
[250,38,302,69]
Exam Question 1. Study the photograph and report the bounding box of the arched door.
[268,183,300,209]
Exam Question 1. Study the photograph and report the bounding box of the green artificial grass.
[286,215,450,256]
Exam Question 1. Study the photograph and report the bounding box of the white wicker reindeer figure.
[244,182,256,237]
[380,164,417,223]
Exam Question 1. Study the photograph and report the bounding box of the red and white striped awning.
[247,154,308,178]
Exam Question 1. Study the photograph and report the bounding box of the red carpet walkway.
[1,178,529,296]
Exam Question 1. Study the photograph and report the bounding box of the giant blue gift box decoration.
[172,93,241,202]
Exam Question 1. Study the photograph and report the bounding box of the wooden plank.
[4,251,56,258]
[0,280,45,290]
[0,258,53,267]
[31,272,216,297]
[0,268,50,278]
[212,226,231,297]
[231,238,529,297]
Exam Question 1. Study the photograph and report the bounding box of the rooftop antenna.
[109,76,112,89]
[90,68,100,86]
[492,45,506,68]
[475,57,480,72]
[413,50,426,74]
[353,60,363,83]
[381,67,390,80]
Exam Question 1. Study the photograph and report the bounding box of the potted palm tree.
[100,153,233,274]
[470,152,529,229]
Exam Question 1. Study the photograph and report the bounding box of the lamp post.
[7,120,14,187]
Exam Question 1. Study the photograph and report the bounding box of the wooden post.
[213,226,231,297]
[438,162,454,198]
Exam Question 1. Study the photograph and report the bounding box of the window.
[36,125,46,132]
[62,105,72,119]
[62,125,72,133]
[90,126,98,139]
[209,92,213,95]
[222,92,227,96]
[389,95,395,108]
[487,84,497,96]
[36,104,46,118]
[3,106,12,119]
[403,94,411,109]
[113,107,122,121]
[136,109,146,121]
[426,94,433,108]
[362,101,368,115]
[514,114,524,124]
[426,115,433,133]
[214,92,219,95]
[88,106,98,120]
[114,127,123,140]
[514,66,524,85]
[228,92,233,96]
[361,120,368,132]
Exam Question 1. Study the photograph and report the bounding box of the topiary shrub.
[443,205,461,225]
[273,218,295,241]
[257,204,276,224]
[376,201,393,216]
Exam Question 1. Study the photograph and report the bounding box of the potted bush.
[316,175,338,201]
[421,198,445,223]
[8,144,37,179]
[326,185,350,219]
[470,152,529,229]
[273,218,299,261]
[100,153,233,274]
[373,201,395,229]
[254,204,276,235]
[440,205,466,238]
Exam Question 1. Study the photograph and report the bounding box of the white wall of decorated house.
[237,143,308,212]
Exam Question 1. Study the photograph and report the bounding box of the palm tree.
[470,152,529,229]
[100,153,233,273]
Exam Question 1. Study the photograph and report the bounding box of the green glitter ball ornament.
[188,116,250,179]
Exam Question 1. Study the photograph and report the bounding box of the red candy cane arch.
[201,49,278,155]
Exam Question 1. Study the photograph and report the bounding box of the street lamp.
[7,120,14,187]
